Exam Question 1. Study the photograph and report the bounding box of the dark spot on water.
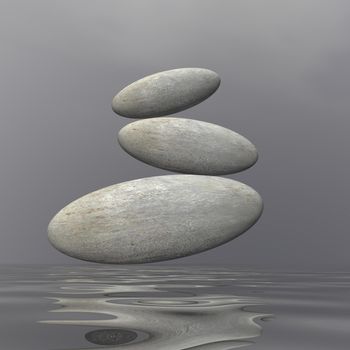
[85,328,137,346]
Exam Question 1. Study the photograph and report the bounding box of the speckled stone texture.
[112,68,220,118]
[118,117,258,175]
[48,175,263,264]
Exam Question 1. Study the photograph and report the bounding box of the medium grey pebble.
[112,68,220,118]
[48,175,263,264]
[118,117,258,175]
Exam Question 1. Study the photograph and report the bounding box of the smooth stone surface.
[118,117,258,175]
[112,68,220,118]
[48,175,263,264]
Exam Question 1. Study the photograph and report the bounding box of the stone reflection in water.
[41,267,268,349]
[85,328,138,345]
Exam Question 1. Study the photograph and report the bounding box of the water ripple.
[2,266,349,349]
[39,267,267,349]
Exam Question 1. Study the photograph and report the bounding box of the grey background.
[0,0,349,270]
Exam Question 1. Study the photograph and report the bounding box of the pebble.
[112,68,220,118]
[48,175,263,264]
[118,117,258,175]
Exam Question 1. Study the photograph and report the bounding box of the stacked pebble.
[48,68,263,264]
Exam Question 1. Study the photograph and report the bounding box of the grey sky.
[0,0,349,270]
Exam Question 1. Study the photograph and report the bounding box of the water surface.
[0,265,349,349]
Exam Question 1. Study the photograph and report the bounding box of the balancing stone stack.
[48,68,263,264]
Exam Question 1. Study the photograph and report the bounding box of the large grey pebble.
[118,117,258,175]
[48,175,263,264]
[112,68,220,118]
